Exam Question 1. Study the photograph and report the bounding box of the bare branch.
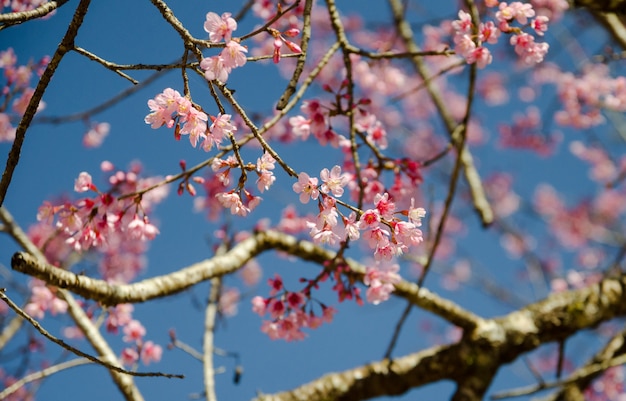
[0,0,92,208]
[0,358,92,399]
[11,230,483,330]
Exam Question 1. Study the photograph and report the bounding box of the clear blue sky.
[0,1,617,400]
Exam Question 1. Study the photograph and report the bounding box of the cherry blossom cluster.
[532,184,626,250]
[203,153,276,217]
[498,106,559,156]
[34,161,168,283]
[0,47,49,141]
[551,64,626,129]
[145,88,236,152]
[119,318,163,366]
[363,262,401,304]
[569,140,626,185]
[200,12,247,83]
[452,1,550,68]
[23,279,67,320]
[248,1,304,63]
[293,166,426,259]
[251,274,336,341]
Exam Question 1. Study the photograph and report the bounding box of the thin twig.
[0,358,91,399]
[276,0,313,110]
[0,289,184,379]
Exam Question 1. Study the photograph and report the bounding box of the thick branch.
[0,0,68,24]
[253,275,626,401]
[11,230,482,330]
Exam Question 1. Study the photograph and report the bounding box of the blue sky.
[0,1,621,400]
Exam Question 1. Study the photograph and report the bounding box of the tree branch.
[0,0,91,208]
[0,0,69,25]
[11,230,482,330]
[387,0,493,227]
[253,275,626,401]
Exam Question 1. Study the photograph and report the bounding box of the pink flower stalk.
[204,12,237,42]
[292,172,319,204]
[268,27,302,64]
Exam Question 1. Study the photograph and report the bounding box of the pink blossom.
[221,40,248,69]
[364,263,400,304]
[292,172,319,204]
[106,304,134,333]
[342,212,361,241]
[359,209,381,229]
[219,287,240,316]
[532,15,549,36]
[204,12,237,42]
[122,320,146,343]
[451,10,472,33]
[74,172,93,193]
[374,193,396,219]
[240,260,262,286]
[510,33,549,64]
[268,273,283,295]
[320,165,348,197]
[144,88,183,129]
[140,341,163,365]
[0,113,16,142]
[479,21,500,44]
[286,291,305,308]
[83,122,110,148]
[466,46,493,69]
[200,56,230,83]
[289,115,311,139]
[210,113,236,142]
[120,347,139,366]
[251,295,267,315]
[179,106,209,148]
[216,191,250,216]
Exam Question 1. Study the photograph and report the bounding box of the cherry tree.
[1,0,626,400]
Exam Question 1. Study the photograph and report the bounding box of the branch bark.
[253,276,626,401]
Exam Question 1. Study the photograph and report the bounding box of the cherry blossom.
[204,12,237,43]
[319,165,348,197]
[292,172,320,204]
